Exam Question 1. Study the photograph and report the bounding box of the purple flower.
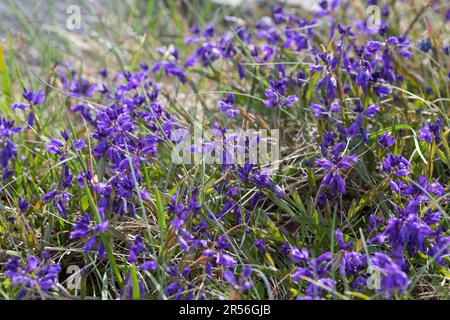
[385,202,433,254]
[366,41,384,53]
[153,60,187,83]
[73,138,85,150]
[316,72,337,99]
[18,197,29,213]
[263,79,297,108]
[128,236,146,263]
[310,103,327,118]
[70,212,108,256]
[381,153,411,177]
[23,88,45,105]
[417,38,432,53]
[203,248,237,268]
[365,103,380,117]
[377,131,395,148]
[11,102,28,110]
[370,252,410,299]
[223,266,253,292]
[291,247,309,263]
[341,252,366,276]
[292,267,313,283]
[218,253,237,268]
[140,260,157,271]
[5,254,61,298]
[335,228,353,250]
[0,117,21,175]
[315,152,358,195]
[70,212,91,239]
[254,238,266,254]
[373,84,392,97]
[46,138,65,154]
[419,119,443,143]
[217,93,240,117]
[356,69,370,93]
[215,235,230,250]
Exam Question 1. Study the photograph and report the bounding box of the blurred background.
[0,0,447,105]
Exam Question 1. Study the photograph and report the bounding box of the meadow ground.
[0,0,449,300]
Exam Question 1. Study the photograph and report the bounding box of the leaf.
[0,42,12,101]
[305,72,319,104]
[130,265,140,300]
[154,187,166,247]
[130,33,147,71]
[81,195,89,211]
[265,252,276,268]
[344,291,370,300]
[355,239,363,252]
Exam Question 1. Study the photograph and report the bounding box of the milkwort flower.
[3,1,448,301]
[335,228,353,250]
[417,38,432,53]
[0,116,21,179]
[120,273,147,300]
[291,246,309,263]
[349,36,408,96]
[339,251,367,277]
[22,88,45,106]
[336,99,378,144]
[153,44,187,83]
[223,266,253,293]
[314,52,338,100]
[4,254,61,298]
[315,141,358,195]
[254,238,266,254]
[377,131,395,148]
[310,100,340,119]
[70,211,108,257]
[381,153,411,177]
[235,161,284,200]
[291,251,336,299]
[389,176,445,200]
[385,201,433,254]
[85,66,175,218]
[419,119,443,143]
[162,263,202,300]
[263,78,298,108]
[127,235,157,271]
[382,187,448,265]
[12,88,46,128]
[18,197,29,213]
[217,93,240,118]
[186,41,221,67]
[202,246,237,269]
[57,63,98,98]
[427,234,450,266]
[40,162,73,218]
[369,252,410,299]
[167,188,206,253]
[46,131,85,160]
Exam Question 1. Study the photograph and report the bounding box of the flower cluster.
[4,254,61,299]
[0,117,21,179]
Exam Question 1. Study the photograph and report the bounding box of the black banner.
[0,300,445,318]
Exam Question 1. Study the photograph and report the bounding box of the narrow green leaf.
[154,187,166,248]
[0,42,12,101]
